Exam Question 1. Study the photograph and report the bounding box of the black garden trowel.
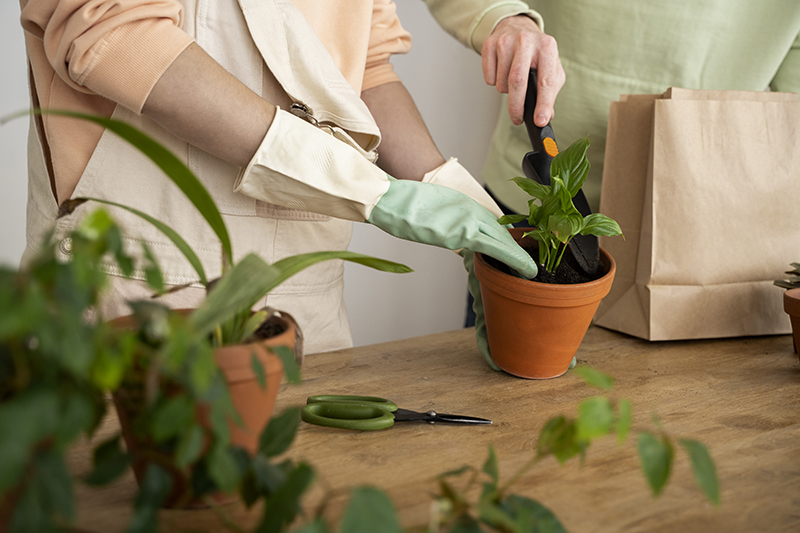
[521,69,600,277]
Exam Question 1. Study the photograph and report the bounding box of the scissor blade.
[393,408,492,425]
[434,413,492,425]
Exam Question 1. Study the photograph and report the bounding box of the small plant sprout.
[498,137,623,274]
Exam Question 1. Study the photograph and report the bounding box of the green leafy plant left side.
[1,108,412,533]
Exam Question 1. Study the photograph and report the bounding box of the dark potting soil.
[486,241,603,285]
[254,316,288,339]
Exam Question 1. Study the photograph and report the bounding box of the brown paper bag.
[595,88,800,340]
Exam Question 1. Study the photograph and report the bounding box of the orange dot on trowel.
[543,137,559,157]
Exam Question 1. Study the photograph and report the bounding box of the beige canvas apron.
[23,0,383,354]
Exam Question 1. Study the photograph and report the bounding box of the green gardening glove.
[460,249,499,370]
[366,179,538,280]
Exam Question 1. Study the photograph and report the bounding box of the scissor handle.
[301,402,395,431]
[306,395,398,412]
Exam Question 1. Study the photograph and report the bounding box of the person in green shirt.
[425,0,800,330]
[430,0,800,215]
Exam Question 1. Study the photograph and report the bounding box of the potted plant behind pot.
[774,262,800,358]
[474,138,623,379]
[47,111,412,518]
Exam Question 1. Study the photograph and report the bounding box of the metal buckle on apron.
[289,102,379,164]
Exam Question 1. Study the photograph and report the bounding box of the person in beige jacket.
[18,0,562,367]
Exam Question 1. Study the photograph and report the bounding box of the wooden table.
[68,326,800,532]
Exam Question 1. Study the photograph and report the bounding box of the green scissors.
[300,394,492,431]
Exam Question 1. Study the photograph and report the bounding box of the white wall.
[0,2,30,269]
[0,2,502,346]
[344,2,502,346]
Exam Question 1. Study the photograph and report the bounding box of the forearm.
[141,43,275,168]
[360,81,445,181]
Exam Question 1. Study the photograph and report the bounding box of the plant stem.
[553,237,573,273]
[498,454,542,496]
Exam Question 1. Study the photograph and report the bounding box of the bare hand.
[481,15,565,127]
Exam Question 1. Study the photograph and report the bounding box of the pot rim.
[108,308,291,381]
[474,229,617,307]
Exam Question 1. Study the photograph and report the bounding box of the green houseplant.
[775,262,800,356]
[1,113,719,533]
[0,109,411,531]
[473,138,623,379]
[0,214,143,532]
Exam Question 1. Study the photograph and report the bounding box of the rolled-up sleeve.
[21,0,194,113]
[362,0,412,92]
[422,0,543,53]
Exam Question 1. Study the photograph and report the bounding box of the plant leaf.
[510,176,550,201]
[616,399,632,444]
[572,366,614,390]
[435,464,473,480]
[637,431,673,496]
[242,309,269,344]
[550,137,590,198]
[257,462,315,533]
[84,435,131,486]
[340,486,403,533]
[126,464,172,533]
[208,444,241,493]
[503,494,567,533]
[175,424,205,469]
[191,253,279,337]
[249,454,288,497]
[581,213,624,238]
[292,519,330,533]
[576,396,614,441]
[141,241,165,293]
[152,395,195,442]
[482,444,499,487]
[268,251,412,297]
[536,415,584,464]
[272,345,301,384]
[192,251,411,342]
[497,214,528,226]
[0,389,60,492]
[251,352,267,389]
[477,500,518,531]
[445,517,484,533]
[679,439,720,506]
[259,406,301,458]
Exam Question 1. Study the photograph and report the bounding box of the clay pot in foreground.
[474,228,616,379]
[111,311,291,507]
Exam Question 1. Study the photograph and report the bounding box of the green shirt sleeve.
[422,0,544,53]
[771,30,800,96]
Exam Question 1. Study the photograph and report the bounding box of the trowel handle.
[523,69,558,185]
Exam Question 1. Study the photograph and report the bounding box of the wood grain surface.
[66,326,800,532]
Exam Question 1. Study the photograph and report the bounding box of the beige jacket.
[22,0,408,354]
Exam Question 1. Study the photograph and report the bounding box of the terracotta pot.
[474,228,616,379]
[110,310,291,507]
[783,288,800,360]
